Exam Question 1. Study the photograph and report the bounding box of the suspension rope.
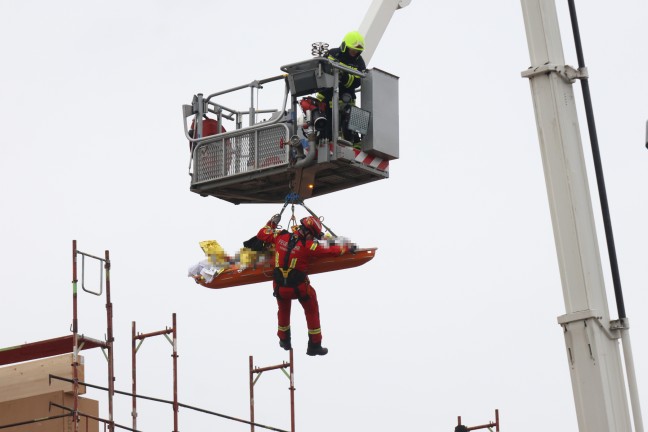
[278,193,337,238]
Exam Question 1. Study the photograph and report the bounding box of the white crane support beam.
[358,0,411,65]
[520,0,633,430]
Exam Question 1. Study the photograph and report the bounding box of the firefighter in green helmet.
[315,31,367,143]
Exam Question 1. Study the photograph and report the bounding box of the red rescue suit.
[256,221,349,343]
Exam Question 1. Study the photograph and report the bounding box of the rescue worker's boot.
[279,338,292,351]
[279,330,292,351]
[306,341,328,356]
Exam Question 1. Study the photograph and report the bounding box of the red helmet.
[300,216,323,239]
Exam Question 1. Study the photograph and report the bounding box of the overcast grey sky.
[1,1,647,431]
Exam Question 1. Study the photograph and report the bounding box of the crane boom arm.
[358,0,411,65]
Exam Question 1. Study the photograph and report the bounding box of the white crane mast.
[520,0,642,430]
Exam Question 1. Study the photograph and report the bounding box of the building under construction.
[0,241,301,432]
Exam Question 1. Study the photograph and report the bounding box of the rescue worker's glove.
[270,214,281,225]
[341,72,351,88]
[341,71,358,89]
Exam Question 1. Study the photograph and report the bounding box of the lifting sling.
[272,192,332,300]
[277,193,337,238]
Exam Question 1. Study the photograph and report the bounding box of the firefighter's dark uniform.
[315,43,367,141]
[315,46,366,105]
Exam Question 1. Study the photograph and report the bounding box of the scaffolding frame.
[249,350,295,432]
[131,314,179,432]
[73,240,116,432]
[0,240,115,432]
[456,409,500,431]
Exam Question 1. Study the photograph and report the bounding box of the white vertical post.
[520,0,632,430]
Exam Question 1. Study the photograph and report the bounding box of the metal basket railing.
[192,123,291,184]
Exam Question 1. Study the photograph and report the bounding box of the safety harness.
[271,192,337,301]
[273,231,308,300]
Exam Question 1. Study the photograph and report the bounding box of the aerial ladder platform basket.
[182,56,399,205]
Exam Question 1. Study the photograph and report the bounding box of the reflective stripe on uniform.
[344,74,354,88]
[323,54,359,89]
[308,328,322,335]
[278,325,291,332]
[309,243,318,251]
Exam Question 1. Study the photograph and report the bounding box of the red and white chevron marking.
[353,149,389,172]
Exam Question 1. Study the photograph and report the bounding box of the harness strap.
[283,234,298,269]
[273,233,308,300]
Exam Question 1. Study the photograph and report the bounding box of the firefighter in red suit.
[256,214,353,356]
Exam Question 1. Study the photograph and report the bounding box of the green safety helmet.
[342,31,365,52]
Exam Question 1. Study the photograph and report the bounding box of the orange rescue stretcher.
[195,248,377,289]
